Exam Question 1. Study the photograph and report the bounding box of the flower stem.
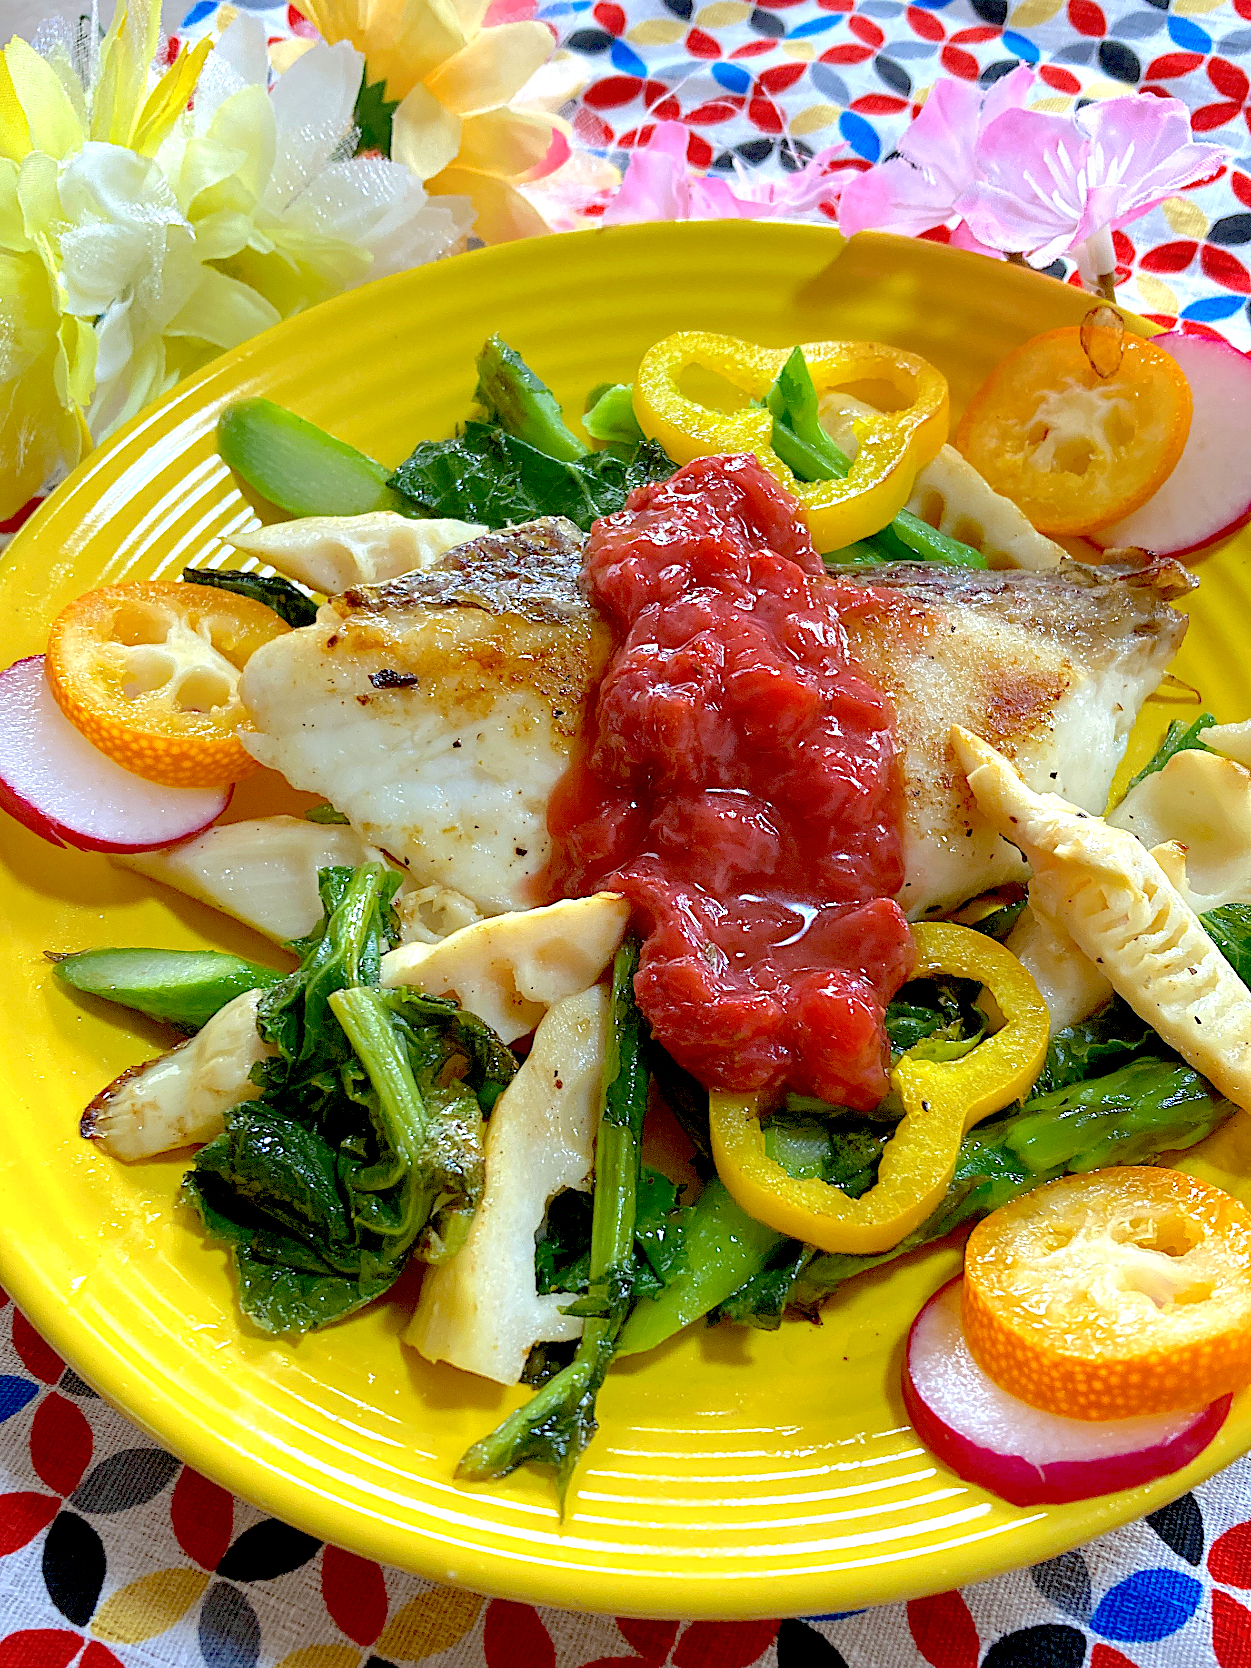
[1077,225,1117,301]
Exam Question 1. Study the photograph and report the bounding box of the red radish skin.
[0,656,231,853]
[903,1278,1230,1507]
[1094,332,1251,559]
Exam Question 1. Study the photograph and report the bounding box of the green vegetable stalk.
[791,1055,1232,1310]
[472,335,588,461]
[624,1047,1234,1350]
[217,399,410,519]
[458,941,648,1500]
[583,383,644,447]
[182,865,511,1334]
[51,947,283,1033]
[764,347,986,569]
[616,1179,783,1356]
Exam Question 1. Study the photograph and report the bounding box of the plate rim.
[0,219,1243,1620]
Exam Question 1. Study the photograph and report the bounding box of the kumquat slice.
[45,581,290,789]
[962,1168,1251,1421]
[954,319,1192,537]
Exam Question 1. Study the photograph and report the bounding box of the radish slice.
[903,1278,1230,1507]
[1094,331,1251,558]
[0,656,231,853]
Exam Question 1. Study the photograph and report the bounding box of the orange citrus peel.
[45,581,290,788]
[954,323,1192,536]
[963,1167,1251,1420]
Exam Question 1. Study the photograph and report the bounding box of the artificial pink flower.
[960,94,1227,268]
[600,121,850,225]
[837,65,1033,248]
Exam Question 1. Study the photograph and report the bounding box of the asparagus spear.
[791,1057,1232,1308]
[457,941,648,1499]
[621,1055,1234,1351]
[217,400,411,519]
[51,947,284,1033]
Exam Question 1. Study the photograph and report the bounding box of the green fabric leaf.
[353,70,398,156]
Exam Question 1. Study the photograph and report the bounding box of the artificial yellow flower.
[300,0,560,242]
[0,3,210,514]
[0,0,468,518]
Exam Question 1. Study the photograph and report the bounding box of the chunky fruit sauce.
[546,454,912,1110]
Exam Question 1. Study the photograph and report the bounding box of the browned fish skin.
[346,518,590,625]
[240,520,611,914]
[835,556,1194,916]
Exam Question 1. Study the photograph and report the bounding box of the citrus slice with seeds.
[962,1167,1251,1421]
[954,325,1192,536]
[45,581,290,788]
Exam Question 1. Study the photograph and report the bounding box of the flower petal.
[454,108,558,182]
[0,52,33,163]
[600,140,690,224]
[978,63,1036,131]
[0,156,28,251]
[425,21,554,117]
[270,39,361,146]
[838,155,958,237]
[91,0,164,146]
[1077,95,1229,240]
[428,161,548,239]
[3,37,82,159]
[132,40,212,158]
[392,83,463,180]
[961,106,1088,261]
[165,266,281,347]
[517,146,618,231]
[368,0,468,100]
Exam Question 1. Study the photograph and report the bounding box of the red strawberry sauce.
[545,455,913,1110]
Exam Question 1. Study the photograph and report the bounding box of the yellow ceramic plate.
[2,223,1249,1621]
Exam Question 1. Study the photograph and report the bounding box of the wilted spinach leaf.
[389,422,675,531]
[183,864,514,1335]
[182,565,318,628]
[1202,903,1251,989]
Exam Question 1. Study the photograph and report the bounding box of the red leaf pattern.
[27,1396,91,1498]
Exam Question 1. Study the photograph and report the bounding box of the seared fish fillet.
[838,557,1194,917]
[240,519,611,914]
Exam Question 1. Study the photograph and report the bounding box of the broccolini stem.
[473,335,588,462]
[763,349,985,568]
[583,383,644,446]
[328,986,429,1223]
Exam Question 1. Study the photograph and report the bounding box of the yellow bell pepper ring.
[709,922,1050,1255]
[632,331,950,551]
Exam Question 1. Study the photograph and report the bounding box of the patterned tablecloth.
[7,0,1251,1662]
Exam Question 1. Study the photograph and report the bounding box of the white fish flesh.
[240,518,611,915]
